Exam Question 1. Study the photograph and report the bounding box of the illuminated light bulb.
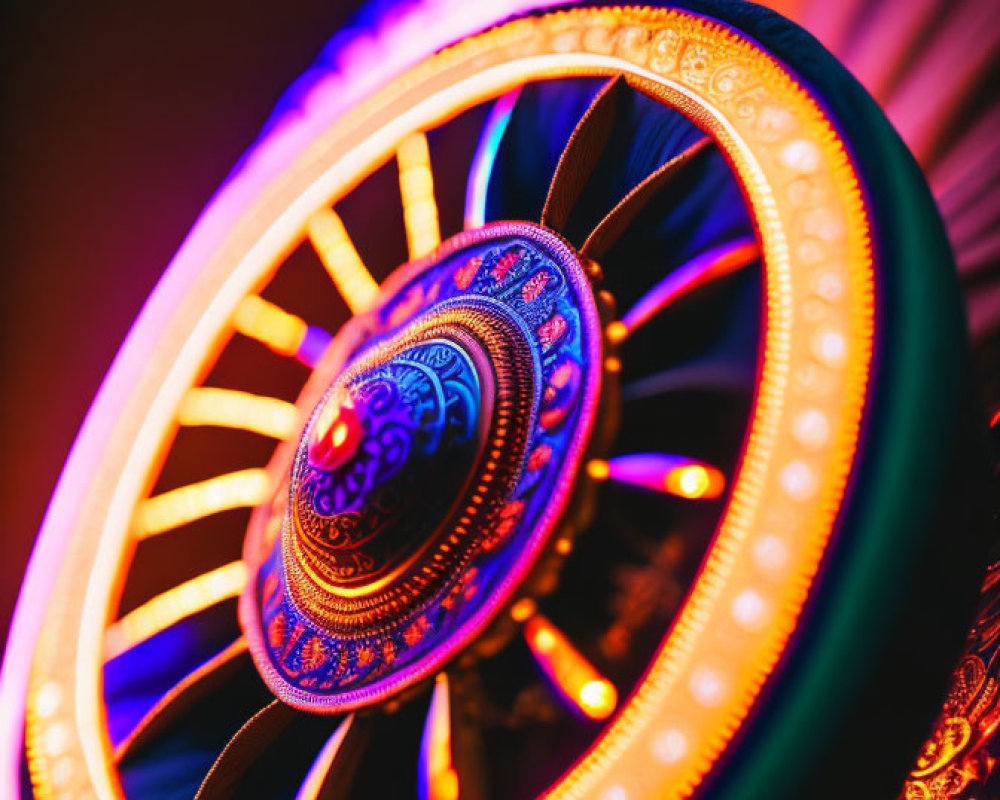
[815,271,844,301]
[555,537,573,555]
[806,208,844,242]
[33,682,62,719]
[780,460,817,501]
[587,459,610,480]
[44,723,69,758]
[605,454,725,499]
[792,408,830,449]
[510,598,537,623]
[524,615,618,720]
[578,679,618,719]
[665,464,726,500]
[51,758,73,787]
[651,727,689,765]
[532,627,557,654]
[600,786,629,800]
[753,536,789,573]
[678,466,709,497]
[731,589,767,631]
[605,356,622,373]
[812,328,847,366]
[606,320,628,343]
[780,139,821,172]
[689,666,727,707]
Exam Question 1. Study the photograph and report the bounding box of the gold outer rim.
[24,7,873,800]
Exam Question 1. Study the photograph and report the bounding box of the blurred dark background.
[0,0,370,648]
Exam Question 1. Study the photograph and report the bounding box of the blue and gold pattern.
[242,222,605,712]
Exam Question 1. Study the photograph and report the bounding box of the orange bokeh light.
[665,464,726,500]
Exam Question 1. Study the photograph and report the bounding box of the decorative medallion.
[241,221,605,712]
[17,7,887,800]
[901,563,1000,799]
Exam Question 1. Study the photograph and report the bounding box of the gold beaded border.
[22,7,873,800]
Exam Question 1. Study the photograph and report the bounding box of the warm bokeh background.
[2,0,997,650]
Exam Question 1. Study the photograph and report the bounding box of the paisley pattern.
[901,563,1000,799]
[294,339,483,586]
[242,221,604,712]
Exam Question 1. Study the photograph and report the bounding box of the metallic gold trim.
[23,8,873,800]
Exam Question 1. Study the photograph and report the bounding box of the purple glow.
[464,89,521,230]
[607,454,693,493]
[620,237,757,336]
[297,325,333,368]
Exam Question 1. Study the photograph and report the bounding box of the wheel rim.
[12,6,881,800]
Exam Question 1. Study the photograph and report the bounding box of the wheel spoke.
[105,561,247,660]
[464,89,521,230]
[233,295,331,367]
[580,137,714,260]
[194,699,301,800]
[588,454,726,500]
[134,469,272,538]
[621,358,754,402]
[178,387,301,440]
[419,673,459,800]
[295,713,368,800]
[307,208,379,314]
[115,637,249,762]
[398,132,441,259]
[523,614,618,720]
[541,76,626,233]
[607,237,759,344]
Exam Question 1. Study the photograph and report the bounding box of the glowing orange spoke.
[233,295,331,367]
[523,615,618,721]
[234,295,307,355]
[397,132,441,259]
[134,468,272,539]
[306,208,379,314]
[588,454,726,500]
[608,237,759,344]
[104,562,247,660]
[419,673,459,800]
[295,714,357,800]
[178,387,301,440]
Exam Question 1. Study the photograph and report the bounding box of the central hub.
[241,222,606,713]
[285,310,535,637]
[295,336,491,590]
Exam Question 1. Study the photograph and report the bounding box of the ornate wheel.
[4,3,990,800]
